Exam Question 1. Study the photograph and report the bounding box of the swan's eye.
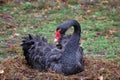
[54,29,61,42]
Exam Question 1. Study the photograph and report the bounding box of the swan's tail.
[21,34,34,65]
[21,34,48,71]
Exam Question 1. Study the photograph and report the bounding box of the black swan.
[46,20,84,75]
[21,20,84,75]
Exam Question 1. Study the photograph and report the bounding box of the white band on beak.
[54,38,58,42]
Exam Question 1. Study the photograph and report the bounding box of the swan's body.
[21,35,55,71]
[21,20,84,75]
[46,20,84,75]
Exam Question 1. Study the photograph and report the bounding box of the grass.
[0,0,120,62]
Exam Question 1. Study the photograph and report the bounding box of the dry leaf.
[108,28,118,35]
[81,38,86,43]
[33,13,39,17]
[9,33,20,39]
[85,9,92,14]
[8,45,15,51]
[0,13,3,17]
[96,17,105,20]
[7,23,16,29]
[0,70,4,74]
[104,34,110,39]
[98,76,103,80]
[101,0,109,4]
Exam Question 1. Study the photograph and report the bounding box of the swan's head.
[54,27,67,42]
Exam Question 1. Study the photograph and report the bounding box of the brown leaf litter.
[0,56,120,80]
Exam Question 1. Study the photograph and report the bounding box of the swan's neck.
[64,32,80,53]
[64,21,81,54]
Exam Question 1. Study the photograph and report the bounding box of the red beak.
[54,29,61,42]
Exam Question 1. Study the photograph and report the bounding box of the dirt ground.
[0,56,120,80]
